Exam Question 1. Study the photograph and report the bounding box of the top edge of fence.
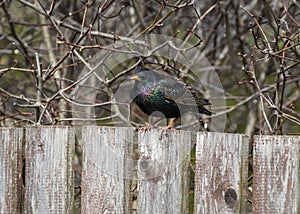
[80,127,248,136]
[25,126,74,129]
[254,135,300,139]
[197,131,249,137]
[0,126,298,139]
[0,127,24,130]
[0,126,73,129]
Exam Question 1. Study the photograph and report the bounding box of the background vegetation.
[0,0,299,135]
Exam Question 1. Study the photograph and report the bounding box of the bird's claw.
[159,126,176,140]
[139,125,153,132]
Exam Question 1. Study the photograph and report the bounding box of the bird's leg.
[159,118,178,139]
[165,118,178,130]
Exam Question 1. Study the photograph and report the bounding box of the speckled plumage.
[131,68,213,120]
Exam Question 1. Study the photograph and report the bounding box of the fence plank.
[253,135,300,214]
[24,127,74,213]
[81,126,133,214]
[137,129,191,214]
[0,128,23,213]
[194,132,249,213]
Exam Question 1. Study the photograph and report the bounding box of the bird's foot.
[138,125,153,132]
[158,118,178,140]
[159,125,177,140]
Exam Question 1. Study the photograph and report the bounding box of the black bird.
[130,68,213,130]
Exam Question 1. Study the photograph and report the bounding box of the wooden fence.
[0,127,299,213]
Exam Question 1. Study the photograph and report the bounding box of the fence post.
[24,127,74,213]
[137,129,191,214]
[194,132,249,213]
[0,128,23,213]
[81,126,134,213]
[253,135,300,213]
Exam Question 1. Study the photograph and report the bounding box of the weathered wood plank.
[0,128,23,213]
[253,135,300,214]
[24,127,74,213]
[137,129,191,214]
[194,132,249,213]
[81,126,133,214]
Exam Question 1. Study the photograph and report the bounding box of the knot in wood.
[139,159,150,172]
[224,188,237,207]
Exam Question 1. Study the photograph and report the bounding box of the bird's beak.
[130,75,140,81]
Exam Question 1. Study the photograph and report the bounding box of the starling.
[130,68,213,130]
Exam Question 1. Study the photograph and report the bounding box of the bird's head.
[130,67,161,82]
[130,68,162,95]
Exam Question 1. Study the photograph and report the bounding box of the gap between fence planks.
[81,127,191,213]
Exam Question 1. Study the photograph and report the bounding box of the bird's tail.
[195,97,214,116]
[198,106,214,116]
[196,97,211,106]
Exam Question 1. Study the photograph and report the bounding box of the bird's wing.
[156,79,201,106]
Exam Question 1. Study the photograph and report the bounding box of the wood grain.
[137,129,191,214]
[253,135,300,214]
[194,132,249,214]
[24,127,74,213]
[81,126,133,214]
[0,128,23,213]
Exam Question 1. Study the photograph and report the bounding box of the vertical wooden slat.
[0,128,23,213]
[253,135,300,214]
[137,129,191,214]
[24,127,74,213]
[81,126,133,213]
[194,132,249,213]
